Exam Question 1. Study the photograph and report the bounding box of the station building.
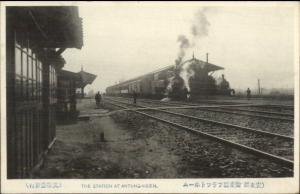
[57,70,81,124]
[6,6,83,178]
[56,68,96,123]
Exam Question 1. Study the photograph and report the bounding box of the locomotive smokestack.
[206,53,209,63]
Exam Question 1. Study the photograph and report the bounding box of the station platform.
[33,98,178,178]
[33,99,130,178]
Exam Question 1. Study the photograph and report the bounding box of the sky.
[62,2,297,93]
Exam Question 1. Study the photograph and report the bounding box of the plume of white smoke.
[191,8,210,38]
[165,35,190,95]
[179,64,194,91]
[176,35,190,66]
[166,76,174,93]
[173,7,211,92]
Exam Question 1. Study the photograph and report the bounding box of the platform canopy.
[76,70,97,88]
[59,70,81,81]
[9,6,83,49]
[181,58,224,72]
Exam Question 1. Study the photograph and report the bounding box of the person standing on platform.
[95,91,101,107]
[246,88,251,100]
[133,90,137,104]
[231,89,235,96]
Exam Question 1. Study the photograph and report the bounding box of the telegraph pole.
[206,53,209,63]
[258,79,261,95]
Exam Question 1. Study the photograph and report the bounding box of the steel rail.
[105,98,293,140]
[112,97,293,121]
[104,99,294,168]
[113,97,245,106]
[152,99,294,116]
[111,96,294,109]
[112,96,294,110]
[263,104,294,108]
[216,107,293,116]
[107,97,288,109]
[197,108,294,122]
[134,99,294,121]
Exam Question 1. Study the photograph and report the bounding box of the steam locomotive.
[106,57,232,99]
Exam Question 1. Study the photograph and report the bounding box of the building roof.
[8,6,83,49]
[58,70,81,80]
[77,70,97,88]
[58,69,97,88]
[110,65,175,88]
[106,57,224,89]
[181,58,224,72]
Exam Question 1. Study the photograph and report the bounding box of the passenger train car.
[106,65,175,99]
[106,57,232,99]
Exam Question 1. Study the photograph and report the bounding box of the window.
[53,68,57,102]
[14,31,42,102]
[15,47,22,75]
[49,67,52,104]
[21,50,28,99]
[49,66,57,104]
[37,61,42,101]
[32,57,37,99]
[15,46,22,100]
[28,56,32,99]
[32,57,36,80]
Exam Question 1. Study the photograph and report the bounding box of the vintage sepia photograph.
[1,1,299,193]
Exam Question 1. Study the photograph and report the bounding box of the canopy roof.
[107,57,224,89]
[77,70,97,88]
[58,70,81,81]
[8,6,83,49]
[180,58,224,72]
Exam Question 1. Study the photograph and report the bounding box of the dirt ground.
[34,98,292,178]
[34,99,180,178]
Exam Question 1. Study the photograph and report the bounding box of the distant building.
[57,70,81,123]
[182,57,224,96]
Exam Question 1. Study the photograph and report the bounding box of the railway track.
[104,97,294,168]
[213,106,293,116]
[113,97,294,121]
[105,97,293,139]
[107,97,293,136]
